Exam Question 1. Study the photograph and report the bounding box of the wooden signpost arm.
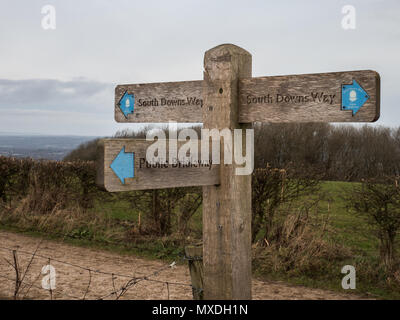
[202,44,252,299]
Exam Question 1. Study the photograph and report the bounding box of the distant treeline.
[64,124,400,181]
[254,123,400,181]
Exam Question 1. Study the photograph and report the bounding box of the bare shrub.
[127,187,202,237]
[251,164,320,243]
[346,176,400,269]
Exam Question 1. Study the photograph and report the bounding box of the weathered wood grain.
[184,245,204,300]
[98,139,220,192]
[115,70,379,124]
[239,70,380,123]
[202,44,253,300]
[115,80,203,123]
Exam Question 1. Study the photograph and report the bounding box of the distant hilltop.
[0,135,97,161]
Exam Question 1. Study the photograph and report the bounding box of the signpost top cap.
[204,44,252,80]
[205,43,251,58]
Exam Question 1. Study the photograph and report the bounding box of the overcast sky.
[0,0,399,136]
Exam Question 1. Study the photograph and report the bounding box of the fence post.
[184,244,204,300]
[12,250,21,299]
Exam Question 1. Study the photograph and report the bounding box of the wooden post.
[202,44,252,299]
[12,250,21,299]
[184,245,204,300]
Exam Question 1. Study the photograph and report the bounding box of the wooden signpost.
[239,70,380,123]
[98,43,380,300]
[97,139,219,192]
[115,72,379,124]
[115,81,203,123]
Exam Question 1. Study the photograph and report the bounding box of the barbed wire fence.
[0,230,202,300]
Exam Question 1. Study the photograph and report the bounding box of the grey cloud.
[0,78,113,107]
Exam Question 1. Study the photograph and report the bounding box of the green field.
[318,181,380,252]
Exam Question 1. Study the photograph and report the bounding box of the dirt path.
[0,231,365,300]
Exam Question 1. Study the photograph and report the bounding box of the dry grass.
[253,202,351,277]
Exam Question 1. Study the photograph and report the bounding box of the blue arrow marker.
[118,92,135,118]
[110,147,134,184]
[341,80,369,116]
